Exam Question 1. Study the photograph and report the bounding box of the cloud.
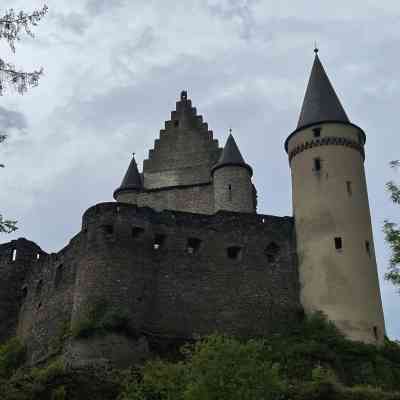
[85,0,125,16]
[0,107,27,133]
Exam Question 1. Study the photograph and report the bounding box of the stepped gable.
[297,52,349,130]
[143,91,222,189]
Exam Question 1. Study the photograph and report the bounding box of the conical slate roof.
[114,154,143,198]
[297,53,349,129]
[212,134,253,176]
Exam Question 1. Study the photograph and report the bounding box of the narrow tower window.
[11,249,17,262]
[334,237,342,250]
[227,246,242,260]
[265,242,280,263]
[365,241,371,257]
[373,326,379,341]
[346,181,352,196]
[314,158,321,172]
[228,184,232,201]
[153,234,166,251]
[132,227,145,239]
[36,253,40,261]
[102,224,113,235]
[55,264,64,288]
[312,127,321,137]
[186,238,202,255]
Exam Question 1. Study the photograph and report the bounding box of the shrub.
[0,338,26,378]
[71,300,131,339]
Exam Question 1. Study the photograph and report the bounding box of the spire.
[297,51,349,129]
[114,153,143,198]
[212,133,252,176]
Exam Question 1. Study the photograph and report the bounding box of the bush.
[0,338,26,378]
[71,300,131,339]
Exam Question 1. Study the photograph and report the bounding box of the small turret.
[212,134,255,213]
[113,153,143,204]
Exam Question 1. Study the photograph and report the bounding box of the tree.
[384,160,400,291]
[0,5,48,233]
[0,5,48,95]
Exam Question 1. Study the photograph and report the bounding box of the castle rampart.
[0,203,302,365]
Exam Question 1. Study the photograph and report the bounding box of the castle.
[0,51,386,366]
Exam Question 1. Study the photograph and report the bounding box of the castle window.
[373,326,379,341]
[22,286,28,299]
[314,158,321,172]
[186,238,202,255]
[365,241,371,257]
[228,184,232,201]
[132,226,145,239]
[334,237,342,250]
[313,127,321,137]
[36,253,40,260]
[102,224,113,235]
[55,264,64,288]
[227,246,242,260]
[174,120,179,127]
[11,248,17,262]
[36,280,43,297]
[346,181,352,196]
[265,242,280,263]
[153,234,166,251]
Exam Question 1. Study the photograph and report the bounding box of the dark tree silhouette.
[0,5,48,233]
[0,5,48,95]
[384,160,400,292]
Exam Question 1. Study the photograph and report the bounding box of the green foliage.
[30,357,65,384]
[118,313,400,400]
[119,335,284,400]
[2,315,400,399]
[384,160,400,290]
[71,300,131,339]
[51,385,66,400]
[0,338,26,378]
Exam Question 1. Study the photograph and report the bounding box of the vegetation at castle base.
[119,313,400,400]
[71,299,132,339]
[384,159,400,291]
[1,313,400,399]
[0,338,26,379]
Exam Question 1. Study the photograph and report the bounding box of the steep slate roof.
[114,154,143,198]
[297,53,349,129]
[212,134,253,176]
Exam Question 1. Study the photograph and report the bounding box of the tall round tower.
[286,51,385,344]
[212,134,255,213]
[113,153,143,205]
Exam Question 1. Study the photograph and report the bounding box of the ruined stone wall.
[16,235,82,364]
[0,239,43,343]
[1,202,302,365]
[75,203,301,341]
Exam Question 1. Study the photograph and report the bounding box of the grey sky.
[1,0,399,339]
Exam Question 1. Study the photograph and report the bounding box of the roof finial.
[229,127,232,135]
[314,41,319,55]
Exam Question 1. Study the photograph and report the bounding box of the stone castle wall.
[0,202,302,365]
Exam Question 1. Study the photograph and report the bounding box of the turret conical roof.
[212,134,253,176]
[113,154,143,198]
[297,53,349,129]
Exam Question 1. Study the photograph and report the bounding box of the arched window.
[265,242,280,263]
